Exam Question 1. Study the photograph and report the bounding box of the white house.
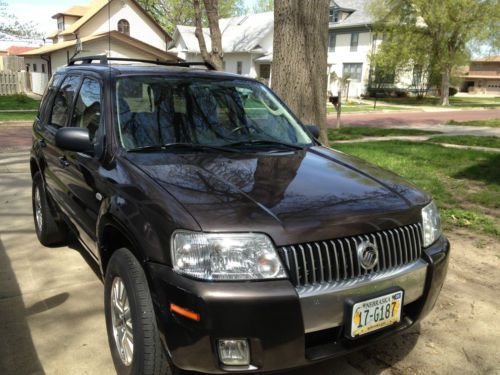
[326,0,376,97]
[20,0,177,94]
[168,12,274,84]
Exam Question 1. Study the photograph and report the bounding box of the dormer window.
[57,17,64,31]
[118,19,130,35]
[329,8,340,23]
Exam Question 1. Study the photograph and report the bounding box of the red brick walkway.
[0,124,32,151]
[328,109,500,128]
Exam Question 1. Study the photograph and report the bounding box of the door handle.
[38,139,46,148]
[58,156,70,168]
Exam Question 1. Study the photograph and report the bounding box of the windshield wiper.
[224,139,305,150]
[127,142,241,153]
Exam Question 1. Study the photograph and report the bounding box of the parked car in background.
[30,56,449,374]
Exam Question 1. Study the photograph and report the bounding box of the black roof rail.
[68,56,216,70]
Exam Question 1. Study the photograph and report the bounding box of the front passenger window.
[71,78,102,143]
[50,76,81,127]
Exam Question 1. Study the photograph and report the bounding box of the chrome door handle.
[58,156,70,168]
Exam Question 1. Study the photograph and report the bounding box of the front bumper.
[146,235,450,374]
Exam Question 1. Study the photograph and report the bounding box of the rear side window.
[38,74,64,120]
[71,78,102,143]
[50,75,81,127]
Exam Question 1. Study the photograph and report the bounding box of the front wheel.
[32,171,67,246]
[104,248,175,375]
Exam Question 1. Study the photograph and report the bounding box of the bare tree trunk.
[272,0,330,145]
[193,0,224,70]
[440,64,451,106]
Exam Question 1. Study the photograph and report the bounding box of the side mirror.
[305,124,320,139]
[55,127,93,154]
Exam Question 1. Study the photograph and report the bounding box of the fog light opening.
[217,339,250,366]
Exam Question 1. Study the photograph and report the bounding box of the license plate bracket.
[344,287,404,339]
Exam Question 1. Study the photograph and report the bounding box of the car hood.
[125,146,429,246]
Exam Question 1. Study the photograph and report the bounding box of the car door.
[40,74,82,211]
[57,76,104,257]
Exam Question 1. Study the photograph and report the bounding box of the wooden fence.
[0,71,28,96]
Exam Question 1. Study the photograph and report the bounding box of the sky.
[5,0,260,35]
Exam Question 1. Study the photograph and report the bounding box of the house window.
[412,65,423,86]
[260,64,271,79]
[237,61,243,75]
[33,64,37,72]
[57,17,64,31]
[117,19,130,35]
[41,64,45,73]
[328,31,336,52]
[350,32,359,52]
[329,8,340,23]
[343,63,363,82]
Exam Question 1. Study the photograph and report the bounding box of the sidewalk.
[329,108,500,127]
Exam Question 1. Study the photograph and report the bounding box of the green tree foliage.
[370,0,500,105]
[250,0,274,13]
[137,0,246,34]
[0,1,44,39]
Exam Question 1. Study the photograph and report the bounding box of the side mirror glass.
[305,124,320,139]
[55,127,93,154]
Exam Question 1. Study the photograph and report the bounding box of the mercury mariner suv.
[30,56,449,374]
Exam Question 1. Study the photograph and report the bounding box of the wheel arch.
[98,215,147,275]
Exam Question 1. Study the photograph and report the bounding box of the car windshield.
[115,75,313,151]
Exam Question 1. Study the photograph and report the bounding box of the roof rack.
[68,56,216,70]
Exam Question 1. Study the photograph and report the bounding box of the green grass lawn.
[332,140,500,237]
[0,94,40,110]
[0,111,36,122]
[446,119,500,127]
[365,96,500,108]
[328,127,441,141]
[429,135,500,149]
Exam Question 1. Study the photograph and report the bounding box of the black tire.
[104,248,174,375]
[32,171,67,246]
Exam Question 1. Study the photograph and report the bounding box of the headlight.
[171,232,287,280]
[421,201,441,247]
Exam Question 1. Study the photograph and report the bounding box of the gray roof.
[170,12,274,54]
[330,0,374,29]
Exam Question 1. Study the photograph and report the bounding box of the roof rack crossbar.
[68,56,215,70]
[68,55,108,65]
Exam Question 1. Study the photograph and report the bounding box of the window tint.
[50,75,81,127]
[71,78,102,142]
[37,74,64,121]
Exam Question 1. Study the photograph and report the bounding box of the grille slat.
[278,223,423,287]
[323,242,333,282]
[330,240,340,281]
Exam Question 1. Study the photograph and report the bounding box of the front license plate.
[349,290,403,338]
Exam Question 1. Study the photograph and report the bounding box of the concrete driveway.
[1,150,499,375]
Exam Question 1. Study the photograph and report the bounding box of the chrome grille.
[278,223,423,287]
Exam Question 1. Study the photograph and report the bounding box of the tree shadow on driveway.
[0,237,47,375]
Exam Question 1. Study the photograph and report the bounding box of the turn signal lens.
[170,303,200,321]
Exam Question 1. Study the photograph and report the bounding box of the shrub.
[449,87,458,96]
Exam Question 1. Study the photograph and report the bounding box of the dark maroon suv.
[30,57,449,374]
